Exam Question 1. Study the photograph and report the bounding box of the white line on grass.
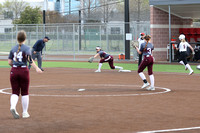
[137,126,200,133]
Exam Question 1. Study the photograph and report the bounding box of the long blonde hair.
[15,30,26,61]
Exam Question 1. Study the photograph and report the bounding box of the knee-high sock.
[139,72,146,80]
[186,64,193,72]
[10,94,19,109]
[98,63,103,71]
[149,74,154,87]
[22,95,29,113]
[179,61,186,67]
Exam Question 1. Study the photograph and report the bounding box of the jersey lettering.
[147,48,152,55]
[13,52,23,62]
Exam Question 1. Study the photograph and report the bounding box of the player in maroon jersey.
[135,35,155,91]
[93,46,123,72]
[8,30,42,119]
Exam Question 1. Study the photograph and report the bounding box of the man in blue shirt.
[28,36,50,71]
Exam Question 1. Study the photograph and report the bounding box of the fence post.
[100,25,102,48]
[106,24,109,51]
[15,25,18,45]
[73,24,75,60]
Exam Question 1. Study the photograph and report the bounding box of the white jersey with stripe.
[178,42,190,52]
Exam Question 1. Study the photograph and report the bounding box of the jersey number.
[13,52,23,62]
[147,48,152,55]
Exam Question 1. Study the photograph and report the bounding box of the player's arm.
[189,45,195,54]
[8,59,13,66]
[135,47,142,55]
[94,53,100,58]
[27,55,42,73]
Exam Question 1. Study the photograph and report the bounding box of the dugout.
[149,0,200,62]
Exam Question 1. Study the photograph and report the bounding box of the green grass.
[0,61,200,74]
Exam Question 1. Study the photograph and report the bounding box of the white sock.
[115,66,123,70]
[186,64,193,72]
[22,95,29,113]
[139,72,146,80]
[149,74,154,87]
[10,94,19,109]
[98,63,103,71]
[179,61,186,68]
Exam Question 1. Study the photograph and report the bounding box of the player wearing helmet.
[137,33,145,66]
[93,46,123,72]
[176,34,194,75]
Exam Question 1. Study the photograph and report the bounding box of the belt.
[13,65,27,68]
[144,55,152,57]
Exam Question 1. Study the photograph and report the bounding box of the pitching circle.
[0,84,171,97]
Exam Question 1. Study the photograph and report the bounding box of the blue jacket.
[32,39,45,53]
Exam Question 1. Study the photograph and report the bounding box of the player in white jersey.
[176,34,194,75]
[137,33,145,66]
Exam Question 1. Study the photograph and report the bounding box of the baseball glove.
[131,41,139,48]
[88,57,94,63]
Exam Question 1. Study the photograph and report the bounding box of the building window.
[111,27,120,34]
[5,28,12,33]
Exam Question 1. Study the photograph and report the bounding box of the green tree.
[13,6,42,24]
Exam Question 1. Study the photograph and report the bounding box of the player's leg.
[138,58,149,89]
[146,57,155,91]
[182,52,193,75]
[95,59,104,72]
[20,68,30,118]
[37,52,42,70]
[108,56,123,71]
[10,68,20,119]
[138,54,142,66]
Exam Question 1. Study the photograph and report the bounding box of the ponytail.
[144,35,151,51]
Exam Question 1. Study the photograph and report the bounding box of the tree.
[13,6,42,24]
[3,0,29,19]
[0,3,3,15]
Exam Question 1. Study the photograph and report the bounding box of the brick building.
[149,0,200,61]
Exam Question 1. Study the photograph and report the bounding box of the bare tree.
[3,0,29,19]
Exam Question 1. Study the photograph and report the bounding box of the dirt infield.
[0,67,200,133]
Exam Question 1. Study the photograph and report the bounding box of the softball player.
[138,33,145,66]
[8,30,42,119]
[93,46,123,72]
[135,35,155,91]
[176,34,194,75]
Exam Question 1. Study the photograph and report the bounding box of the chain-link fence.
[0,22,150,61]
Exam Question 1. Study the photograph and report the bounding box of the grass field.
[0,60,200,74]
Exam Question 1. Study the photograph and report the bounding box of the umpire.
[28,36,50,71]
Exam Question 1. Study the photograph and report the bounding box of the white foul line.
[137,126,200,133]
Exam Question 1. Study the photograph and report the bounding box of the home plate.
[78,89,86,92]
[119,70,131,72]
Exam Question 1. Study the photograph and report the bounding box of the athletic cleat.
[146,86,155,91]
[95,70,101,72]
[10,109,20,119]
[189,71,194,75]
[141,82,150,89]
[22,112,30,118]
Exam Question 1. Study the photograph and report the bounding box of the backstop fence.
[0,22,150,61]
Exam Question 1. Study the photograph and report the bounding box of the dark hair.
[17,30,26,43]
[15,30,26,61]
[144,35,151,51]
